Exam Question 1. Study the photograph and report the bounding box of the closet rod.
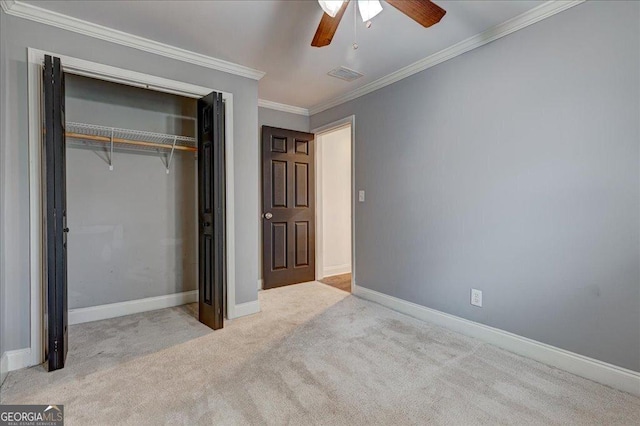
[66,132,197,153]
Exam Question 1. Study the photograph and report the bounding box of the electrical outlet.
[471,289,482,307]
[358,190,365,202]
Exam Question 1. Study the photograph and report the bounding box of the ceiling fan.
[312,0,446,47]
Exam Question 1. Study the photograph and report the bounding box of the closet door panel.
[43,54,69,371]
[198,91,225,330]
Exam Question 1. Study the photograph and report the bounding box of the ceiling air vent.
[328,66,364,82]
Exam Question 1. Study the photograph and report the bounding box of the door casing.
[27,48,238,367]
[312,116,356,293]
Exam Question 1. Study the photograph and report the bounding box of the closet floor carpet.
[2,282,639,425]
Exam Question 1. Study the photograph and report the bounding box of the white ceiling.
[25,0,545,109]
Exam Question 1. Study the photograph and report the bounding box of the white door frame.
[27,48,237,366]
[312,116,356,292]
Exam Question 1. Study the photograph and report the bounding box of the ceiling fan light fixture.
[357,0,383,22]
[318,0,346,18]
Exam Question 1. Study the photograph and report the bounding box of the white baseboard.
[1,348,32,374]
[354,286,640,396]
[233,300,261,318]
[69,290,198,325]
[322,264,351,278]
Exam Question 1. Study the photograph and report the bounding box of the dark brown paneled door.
[262,126,315,289]
[198,92,225,330]
[43,55,68,371]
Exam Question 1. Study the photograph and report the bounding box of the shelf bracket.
[166,136,178,174]
[109,128,114,171]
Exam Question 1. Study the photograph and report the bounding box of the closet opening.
[37,54,227,371]
[65,74,200,321]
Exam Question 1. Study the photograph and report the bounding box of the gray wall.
[66,150,197,309]
[0,8,8,370]
[310,1,640,372]
[66,75,197,309]
[0,13,260,352]
[258,107,309,133]
[66,74,197,137]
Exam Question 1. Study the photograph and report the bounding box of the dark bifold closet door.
[43,55,68,371]
[261,126,315,289]
[198,92,225,330]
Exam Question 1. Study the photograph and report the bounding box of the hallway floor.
[1,282,638,425]
[319,273,351,292]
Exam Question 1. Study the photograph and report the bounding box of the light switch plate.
[358,190,365,202]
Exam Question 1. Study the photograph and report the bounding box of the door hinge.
[54,340,59,351]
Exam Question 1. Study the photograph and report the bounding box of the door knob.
[264,212,273,220]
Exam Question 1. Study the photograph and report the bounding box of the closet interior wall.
[65,74,198,310]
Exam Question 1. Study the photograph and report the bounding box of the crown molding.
[1,0,265,80]
[0,0,16,13]
[258,99,310,116]
[309,0,585,115]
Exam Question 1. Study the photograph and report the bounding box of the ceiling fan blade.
[385,0,446,28]
[311,0,351,47]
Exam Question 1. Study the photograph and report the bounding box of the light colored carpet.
[1,282,638,425]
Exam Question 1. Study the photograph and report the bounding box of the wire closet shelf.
[65,121,197,172]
